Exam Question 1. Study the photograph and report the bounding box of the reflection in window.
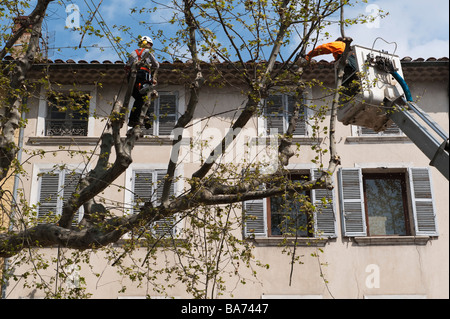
[363,173,409,236]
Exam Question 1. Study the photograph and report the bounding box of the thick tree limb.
[160,0,204,207]
[1,0,53,182]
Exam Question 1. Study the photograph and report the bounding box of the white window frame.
[351,123,404,137]
[124,163,184,237]
[338,166,438,237]
[131,88,185,137]
[30,163,87,224]
[258,89,312,137]
[243,164,337,239]
[37,85,97,137]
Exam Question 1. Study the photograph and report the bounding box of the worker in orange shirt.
[305,37,357,70]
[306,38,346,61]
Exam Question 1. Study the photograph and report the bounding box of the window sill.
[28,136,99,146]
[345,136,411,144]
[252,136,323,146]
[27,136,191,146]
[249,237,331,247]
[352,236,432,246]
[135,136,191,146]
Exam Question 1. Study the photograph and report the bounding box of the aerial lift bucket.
[337,45,449,180]
[336,45,405,132]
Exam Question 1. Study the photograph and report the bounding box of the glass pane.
[270,195,309,237]
[270,175,311,237]
[46,93,89,136]
[364,176,407,236]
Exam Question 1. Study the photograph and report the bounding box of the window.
[243,169,336,239]
[357,122,403,136]
[268,173,313,237]
[128,168,177,237]
[45,91,90,136]
[143,92,178,136]
[363,173,410,236]
[264,94,308,136]
[36,168,84,225]
[338,167,438,237]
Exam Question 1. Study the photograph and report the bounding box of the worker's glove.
[139,83,151,94]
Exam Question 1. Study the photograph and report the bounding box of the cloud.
[101,0,137,21]
[345,0,449,58]
[290,0,449,60]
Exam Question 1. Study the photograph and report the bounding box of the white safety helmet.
[139,36,153,46]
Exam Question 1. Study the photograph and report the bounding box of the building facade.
[2,54,449,299]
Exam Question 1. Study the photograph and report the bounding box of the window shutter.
[144,100,156,135]
[338,168,367,236]
[37,172,60,223]
[359,122,401,136]
[243,198,267,237]
[265,95,284,135]
[153,170,176,237]
[144,94,177,136]
[409,168,438,236]
[158,95,177,136]
[62,172,83,225]
[311,169,336,238]
[132,171,154,214]
[287,95,307,136]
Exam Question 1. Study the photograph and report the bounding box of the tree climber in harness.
[125,35,160,128]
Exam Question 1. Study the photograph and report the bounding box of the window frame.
[352,123,404,137]
[259,91,311,137]
[141,91,180,137]
[37,85,97,137]
[362,172,412,236]
[266,172,314,237]
[31,163,86,225]
[338,167,438,238]
[243,167,337,239]
[124,163,183,238]
[45,91,90,137]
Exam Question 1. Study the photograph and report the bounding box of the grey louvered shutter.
[153,170,176,237]
[287,95,307,136]
[143,100,156,136]
[132,171,153,214]
[243,198,267,237]
[338,168,367,236]
[62,171,83,225]
[311,169,336,238]
[360,123,402,136]
[158,94,177,136]
[409,168,438,236]
[265,95,284,135]
[37,172,60,223]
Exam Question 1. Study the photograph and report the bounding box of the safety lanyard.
[135,48,145,61]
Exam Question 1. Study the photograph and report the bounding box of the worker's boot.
[143,116,152,130]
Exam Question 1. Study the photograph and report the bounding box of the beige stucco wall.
[4,68,448,299]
